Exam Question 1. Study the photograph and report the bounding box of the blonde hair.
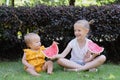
[74,19,94,29]
[24,33,40,46]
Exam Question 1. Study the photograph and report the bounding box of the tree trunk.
[69,0,75,6]
[11,0,14,7]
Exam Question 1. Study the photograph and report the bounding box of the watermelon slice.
[88,41,104,54]
[43,41,59,58]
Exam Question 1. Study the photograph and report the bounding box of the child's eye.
[36,41,39,43]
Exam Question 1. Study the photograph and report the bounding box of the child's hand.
[49,54,59,60]
[49,56,57,60]
[50,54,62,60]
[84,51,91,58]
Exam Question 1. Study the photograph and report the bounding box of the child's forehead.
[28,35,40,41]
[74,25,89,32]
[29,37,40,43]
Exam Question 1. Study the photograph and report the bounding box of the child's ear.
[86,28,89,34]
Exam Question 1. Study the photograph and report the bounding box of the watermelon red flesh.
[88,41,104,54]
[43,42,59,58]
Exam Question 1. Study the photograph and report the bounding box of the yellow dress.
[24,46,46,72]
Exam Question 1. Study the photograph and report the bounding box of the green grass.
[0,60,120,80]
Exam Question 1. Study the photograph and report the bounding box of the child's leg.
[64,68,78,72]
[42,60,53,74]
[78,55,106,71]
[26,68,40,76]
[57,58,82,69]
[57,55,106,71]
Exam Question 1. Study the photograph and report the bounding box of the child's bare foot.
[26,68,40,76]
[89,68,98,72]
[33,73,40,76]
[47,72,53,75]
[30,72,40,76]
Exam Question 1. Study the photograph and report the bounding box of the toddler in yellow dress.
[22,33,53,76]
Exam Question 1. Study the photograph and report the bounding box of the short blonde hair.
[74,19,94,29]
[24,33,40,46]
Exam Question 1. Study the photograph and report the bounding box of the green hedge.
[0,4,120,63]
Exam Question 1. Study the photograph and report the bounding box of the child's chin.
[76,37,81,39]
[36,47,40,50]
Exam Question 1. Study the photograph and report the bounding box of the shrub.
[0,4,120,63]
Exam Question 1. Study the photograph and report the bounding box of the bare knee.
[57,58,63,64]
[98,55,106,63]
[42,60,53,71]
[100,55,106,61]
[56,58,64,65]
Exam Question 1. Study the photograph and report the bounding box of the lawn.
[0,60,120,80]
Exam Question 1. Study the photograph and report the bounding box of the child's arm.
[22,53,34,69]
[50,44,71,59]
